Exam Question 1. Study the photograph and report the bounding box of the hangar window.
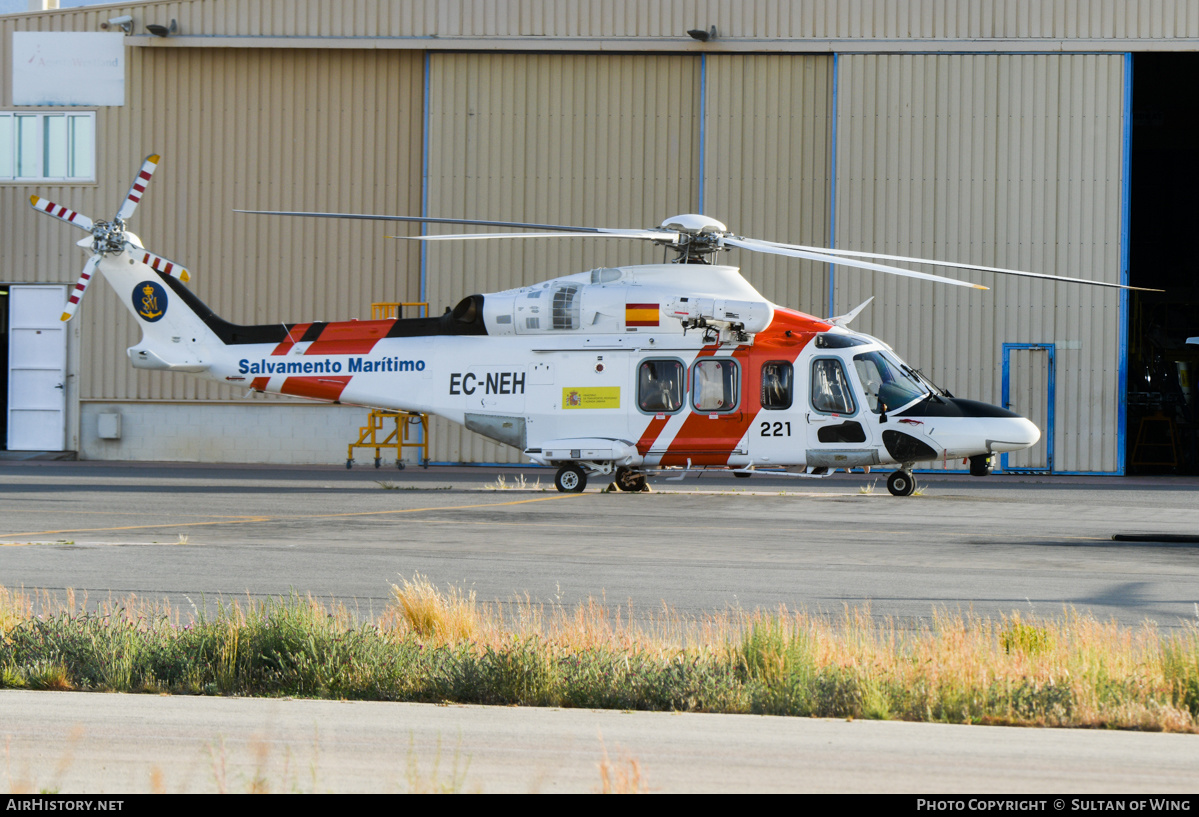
[692,359,739,413]
[761,361,793,410]
[638,359,684,413]
[0,112,94,181]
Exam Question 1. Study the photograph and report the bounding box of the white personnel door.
[7,285,68,451]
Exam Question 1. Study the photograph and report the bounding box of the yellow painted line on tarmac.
[0,493,579,540]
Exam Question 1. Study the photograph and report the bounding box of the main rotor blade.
[61,255,101,321]
[753,238,1161,292]
[30,195,94,232]
[724,237,988,290]
[139,249,191,283]
[391,229,678,242]
[116,154,161,222]
[235,209,653,236]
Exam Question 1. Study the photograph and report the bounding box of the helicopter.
[30,155,1152,496]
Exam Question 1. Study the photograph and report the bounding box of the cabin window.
[761,361,793,410]
[811,358,856,415]
[638,359,685,413]
[691,359,739,413]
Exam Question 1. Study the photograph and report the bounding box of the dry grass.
[382,573,486,643]
[1,581,1197,732]
[596,735,650,794]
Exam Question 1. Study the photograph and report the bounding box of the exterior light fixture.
[687,26,717,42]
[146,19,178,37]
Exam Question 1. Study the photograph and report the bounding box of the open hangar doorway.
[1127,53,1199,475]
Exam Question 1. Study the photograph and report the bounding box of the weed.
[0,584,1196,733]
[1000,613,1054,656]
[858,480,877,495]
[383,573,481,642]
[597,735,649,794]
[486,474,528,491]
[375,481,451,491]
[404,734,472,793]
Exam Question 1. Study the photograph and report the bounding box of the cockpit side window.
[811,358,856,415]
[638,359,685,413]
[692,359,739,413]
[852,350,926,413]
[761,361,793,410]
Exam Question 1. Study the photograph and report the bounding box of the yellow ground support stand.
[347,410,429,470]
[345,302,432,469]
[371,302,427,320]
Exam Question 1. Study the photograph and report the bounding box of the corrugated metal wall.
[1,45,425,402]
[702,54,832,319]
[0,2,1142,469]
[5,0,1199,46]
[424,52,702,463]
[834,54,1125,473]
[422,52,834,463]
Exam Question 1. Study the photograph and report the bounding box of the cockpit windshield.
[852,350,928,413]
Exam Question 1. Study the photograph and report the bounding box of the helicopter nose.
[990,416,1041,453]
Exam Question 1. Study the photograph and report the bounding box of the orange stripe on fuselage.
[279,375,353,402]
[653,308,828,465]
[270,320,398,357]
[656,344,752,466]
[304,320,396,356]
[271,323,312,356]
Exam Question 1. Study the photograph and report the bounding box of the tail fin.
[97,252,216,373]
[98,249,300,373]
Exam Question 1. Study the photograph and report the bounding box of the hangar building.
[2,0,1197,474]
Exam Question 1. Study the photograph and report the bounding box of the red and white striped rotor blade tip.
[60,256,101,322]
[141,250,190,282]
[30,195,94,233]
[116,154,161,221]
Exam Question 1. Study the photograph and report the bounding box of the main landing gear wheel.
[614,468,649,493]
[886,470,917,497]
[555,464,588,493]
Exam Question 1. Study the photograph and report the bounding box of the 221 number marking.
[760,421,791,437]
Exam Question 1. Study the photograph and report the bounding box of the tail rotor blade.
[61,256,101,322]
[30,195,94,233]
[140,250,190,283]
[116,154,161,221]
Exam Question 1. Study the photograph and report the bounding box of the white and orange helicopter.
[31,155,1150,496]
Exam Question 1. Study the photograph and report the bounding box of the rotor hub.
[657,214,731,263]
[92,219,127,255]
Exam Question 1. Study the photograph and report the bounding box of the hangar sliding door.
[424,53,702,464]
[834,54,1126,474]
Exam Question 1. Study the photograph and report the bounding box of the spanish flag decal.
[625,303,659,327]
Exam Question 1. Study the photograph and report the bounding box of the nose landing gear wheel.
[887,470,917,497]
[555,464,588,493]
